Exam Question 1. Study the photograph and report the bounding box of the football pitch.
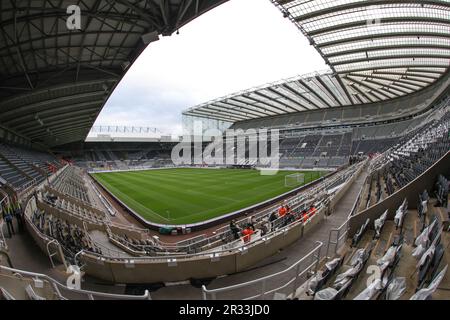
[92,168,324,225]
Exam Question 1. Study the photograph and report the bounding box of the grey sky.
[92,0,328,136]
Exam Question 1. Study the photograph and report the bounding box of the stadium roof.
[0,0,227,147]
[184,0,450,122]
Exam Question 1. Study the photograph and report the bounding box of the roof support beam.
[370,70,442,79]
[281,83,319,110]
[214,101,270,118]
[348,73,426,91]
[308,17,450,37]
[347,83,377,103]
[319,32,450,49]
[27,118,94,137]
[351,71,435,85]
[332,54,450,67]
[252,90,300,113]
[184,111,239,122]
[298,79,332,108]
[197,105,251,121]
[315,76,343,107]
[0,91,105,120]
[233,95,286,115]
[115,0,163,32]
[293,1,450,22]
[265,87,307,111]
[336,65,448,74]
[335,74,355,105]
[8,102,102,129]
[346,75,412,96]
[343,76,393,100]
[327,44,450,58]
[226,98,277,117]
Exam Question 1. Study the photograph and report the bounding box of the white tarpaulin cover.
[421,200,428,214]
[334,260,363,287]
[354,279,382,300]
[417,244,435,269]
[325,258,341,271]
[314,288,338,300]
[394,205,406,228]
[351,249,365,266]
[354,219,369,241]
[307,271,323,293]
[410,265,448,300]
[386,277,406,300]
[412,244,426,259]
[308,258,341,293]
[414,220,436,247]
[377,246,397,266]
[374,210,388,237]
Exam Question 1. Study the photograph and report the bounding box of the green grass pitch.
[92,168,324,225]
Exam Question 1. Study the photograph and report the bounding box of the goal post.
[285,173,305,187]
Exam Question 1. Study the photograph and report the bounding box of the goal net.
[285,173,305,187]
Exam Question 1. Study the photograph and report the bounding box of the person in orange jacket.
[278,205,287,217]
[308,206,317,217]
[242,227,254,243]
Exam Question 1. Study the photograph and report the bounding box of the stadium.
[0,0,449,303]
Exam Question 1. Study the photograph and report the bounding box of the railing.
[88,179,117,217]
[0,219,7,251]
[201,241,323,300]
[17,178,38,199]
[77,222,304,263]
[0,265,151,300]
[0,195,7,250]
[325,218,349,260]
[46,239,68,269]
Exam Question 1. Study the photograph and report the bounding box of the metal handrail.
[46,239,62,268]
[0,195,7,206]
[76,222,302,263]
[0,265,151,300]
[0,220,7,251]
[201,241,323,300]
[0,195,8,251]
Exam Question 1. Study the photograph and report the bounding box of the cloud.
[93,0,328,136]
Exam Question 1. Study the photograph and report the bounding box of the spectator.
[308,205,317,217]
[13,200,24,232]
[247,216,257,231]
[302,205,317,222]
[278,205,287,217]
[285,209,295,225]
[2,203,14,238]
[260,218,270,236]
[229,219,241,240]
[301,209,310,222]
[242,227,254,243]
[421,199,428,215]
[269,211,277,223]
